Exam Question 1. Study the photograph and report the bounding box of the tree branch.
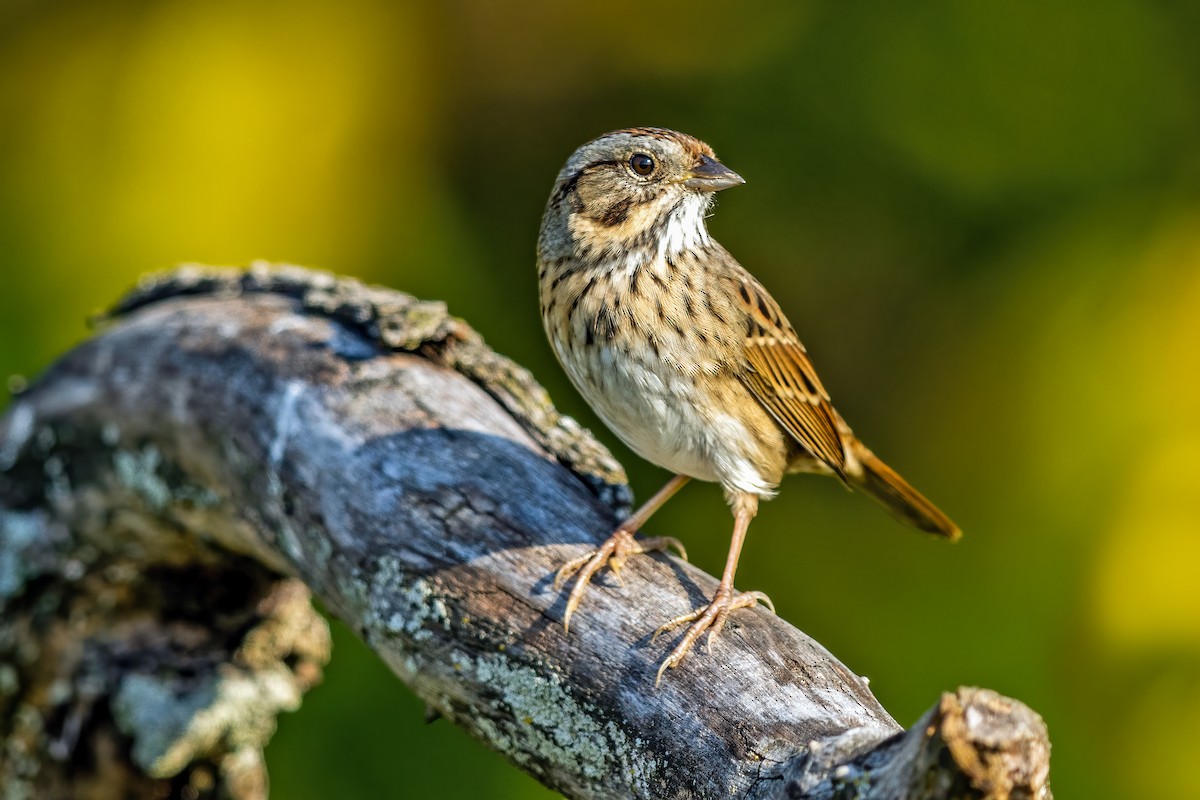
[0,264,1051,799]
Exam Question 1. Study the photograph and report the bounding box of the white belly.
[554,340,777,497]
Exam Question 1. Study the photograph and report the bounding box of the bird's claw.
[555,530,687,633]
[653,589,774,686]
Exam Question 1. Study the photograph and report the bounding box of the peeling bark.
[0,264,1052,799]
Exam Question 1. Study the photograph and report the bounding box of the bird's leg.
[555,474,691,632]
[653,492,773,686]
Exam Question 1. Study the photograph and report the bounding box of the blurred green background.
[3,1,1199,797]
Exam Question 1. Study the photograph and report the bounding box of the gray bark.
[0,264,1052,799]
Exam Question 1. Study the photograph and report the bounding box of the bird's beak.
[683,155,745,192]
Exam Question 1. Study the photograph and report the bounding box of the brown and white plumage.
[539,128,959,683]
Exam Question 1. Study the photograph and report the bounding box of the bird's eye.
[629,153,655,176]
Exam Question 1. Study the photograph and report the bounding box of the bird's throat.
[564,192,712,270]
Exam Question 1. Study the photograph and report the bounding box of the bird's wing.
[733,275,849,477]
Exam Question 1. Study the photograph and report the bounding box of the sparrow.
[537,127,960,685]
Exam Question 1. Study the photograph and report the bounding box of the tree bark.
[0,264,1051,799]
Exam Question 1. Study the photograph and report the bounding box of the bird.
[537,127,960,685]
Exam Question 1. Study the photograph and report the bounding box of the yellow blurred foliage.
[1095,438,1200,650]
[1092,215,1200,652]
[2,0,433,298]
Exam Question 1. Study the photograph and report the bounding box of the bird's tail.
[849,443,961,540]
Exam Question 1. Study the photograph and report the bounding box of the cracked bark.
[0,264,1052,799]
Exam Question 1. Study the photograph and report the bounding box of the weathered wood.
[0,264,1052,799]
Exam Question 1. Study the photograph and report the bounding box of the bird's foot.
[554,528,687,633]
[652,588,774,686]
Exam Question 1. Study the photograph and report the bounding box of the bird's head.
[538,127,744,264]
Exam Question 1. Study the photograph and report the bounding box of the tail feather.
[850,444,961,540]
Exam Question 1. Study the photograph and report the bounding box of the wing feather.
[735,279,848,477]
